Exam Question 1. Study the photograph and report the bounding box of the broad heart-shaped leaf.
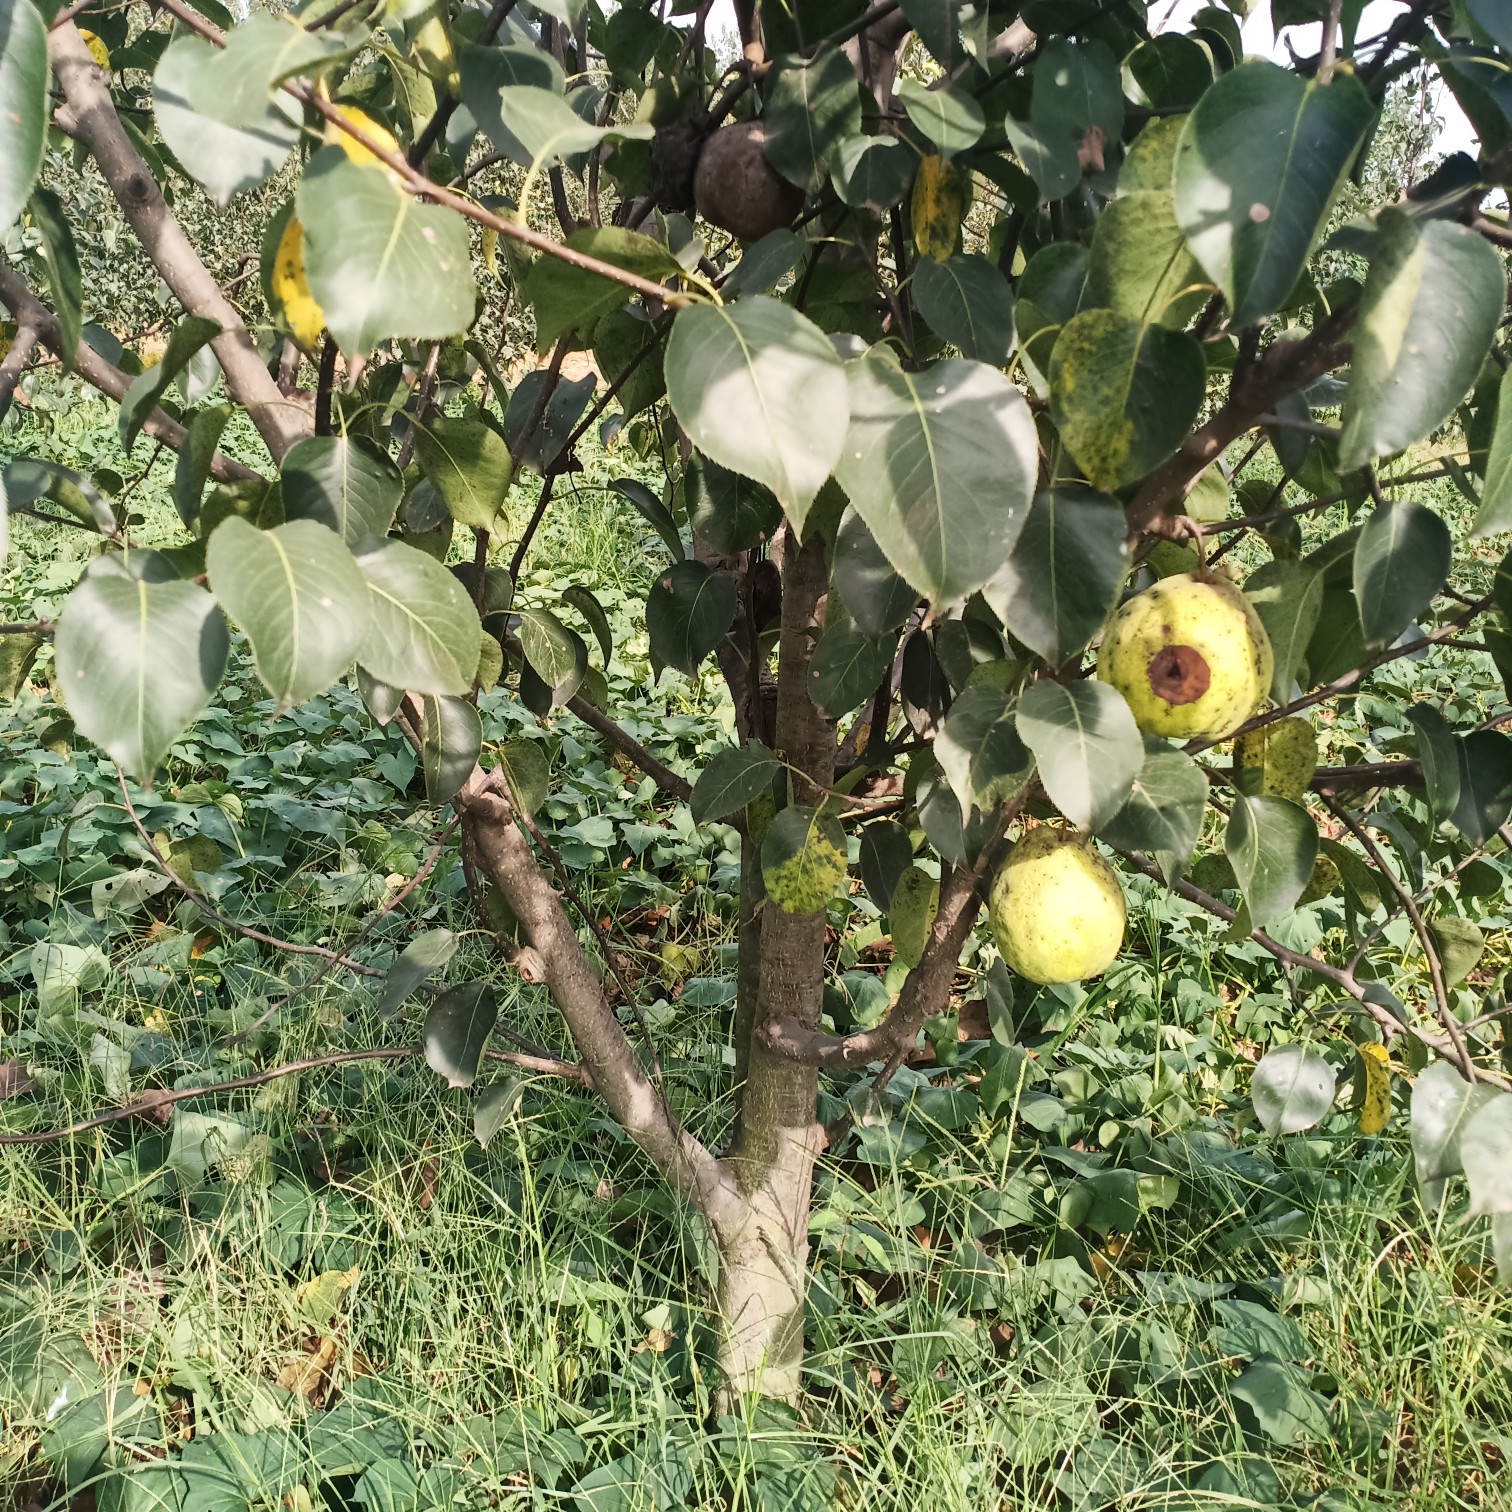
[762,45,861,193]
[415,416,513,531]
[1016,679,1142,830]
[1244,557,1323,701]
[935,684,1033,821]
[1453,730,1512,844]
[424,982,496,1089]
[691,740,780,825]
[1351,499,1451,650]
[1173,62,1374,326]
[809,622,895,717]
[1411,1060,1499,1210]
[118,316,221,453]
[1338,212,1506,472]
[420,693,481,804]
[1229,1360,1333,1448]
[1471,365,1512,537]
[832,506,917,636]
[1087,191,1208,329]
[355,539,482,696]
[911,254,1015,366]
[206,517,370,710]
[0,0,47,236]
[834,350,1036,605]
[1250,1044,1335,1136]
[1225,795,1317,927]
[297,150,476,356]
[281,436,402,546]
[686,458,781,555]
[1460,1094,1512,1217]
[984,486,1128,664]
[523,228,682,350]
[28,187,82,370]
[761,805,848,914]
[860,820,914,911]
[376,929,457,1021]
[898,76,984,159]
[1097,739,1207,877]
[664,298,847,530]
[54,557,228,781]
[646,560,737,677]
[518,607,587,705]
[1049,310,1205,491]
[610,477,685,561]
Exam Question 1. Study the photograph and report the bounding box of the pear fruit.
[693,121,804,242]
[1098,572,1272,740]
[989,827,1125,985]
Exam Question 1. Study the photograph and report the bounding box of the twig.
[564,696,693,804]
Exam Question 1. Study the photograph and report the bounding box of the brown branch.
[565,695,694,804]
[0,264,262,485]
[0,1044,591,1148]
[0,318,42,418]
[47,23,308,462]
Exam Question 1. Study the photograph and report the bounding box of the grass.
[3,396,1512,1511]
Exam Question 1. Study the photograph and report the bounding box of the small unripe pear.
[1098,572,1272,740]
[990,827,1125,985]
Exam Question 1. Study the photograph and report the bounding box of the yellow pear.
[1098,572,1272,740]
[989,827,1125,985]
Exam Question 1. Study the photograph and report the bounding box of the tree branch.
[47,23,308,463]
[565,696,694,804]
[0,317,43,419]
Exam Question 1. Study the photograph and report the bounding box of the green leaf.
[1407,704,1461,823]
[831,134,915,212]
[1087,191,1207,328]
[860,819,913,909]
[911,253,1015,366]
[424,981,496,1089]
[809,623,895,718]
[1225,794,1317,926]
[297,150,476,355]
[419,693,481,803]
[523,228,681,349]
[761,805,848,914]
[834,349,1036,604]
[898,76,984,159]
[281,435,403,546]
[832,506,917,636]
[1098,740,1208,875]
[592,305,665,418]
[483,84,650,169]
[610,477,685,561]
[28,187,82,369]
[1244,558,1324,701]
[1004,118,1079,201]
[206,517,370,710]
[118,316,221,452]
[762,46,861,192]
[0,0,47,236]
[663,297,847,530]
[1031,36,1124,145]
[1452,731,1512,844]
[1460,1094,1512,1216]
[1126,34,1213,111]
[1015,678,1142,830]
[935,685,1033,820]
[561,585,613,666]
[1466,0,1512,50]
[518,606,588,705]
[415,416,513,531]
[474,1077,524,1149]
[686,458,782,555]
[376,929,457,1020]
[890,865,939,968]
[458,40,565,166]
[1173,62,1374,326]
[1048,310,1205,491]
[172,404,232,530]
[691,741,780,824]
[1411,1060,1499,1209]
[1471,366,1512,537]
[1230,1360,1332,1446]
[496,737,550,817]
[1338,212,1506,472]
[1351,499,1450,650]
[645,560,737,678]
[984,486,1128,664]
[355,538,482,696]
[504,369,595,474]
[1430,916,1485,987]
[54,557,228,781]
[1016,241,1090,382]
[1251,1044,1335,1135]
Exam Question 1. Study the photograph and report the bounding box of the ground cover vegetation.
[4,0,1512,1506]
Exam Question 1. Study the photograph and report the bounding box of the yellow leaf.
[324,105,401,170]
[1357,1042,1391,1135]
[271,216,326,349]
[78,28,110,69]
[910,156,970,262]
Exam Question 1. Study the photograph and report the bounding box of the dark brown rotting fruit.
[1147,644,1211,705]
[693,121,805,242]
